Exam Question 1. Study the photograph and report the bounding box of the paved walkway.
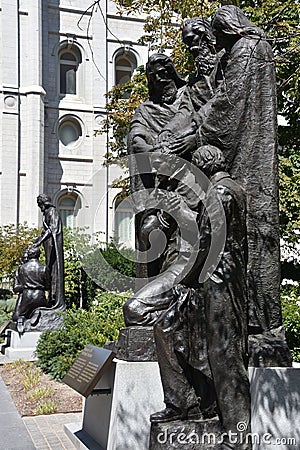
[23,413,82,450]
[0,369,82,450]
[0,376,35,450]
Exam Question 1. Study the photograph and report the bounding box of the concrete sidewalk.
[23,413,82,450]
[0,371,82,450]
[0,376,35,450]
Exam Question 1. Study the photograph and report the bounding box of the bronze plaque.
[62,345,115,397]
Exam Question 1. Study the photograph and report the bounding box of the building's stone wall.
[0,0,147,244]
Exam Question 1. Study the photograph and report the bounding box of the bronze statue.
[12,246,50,333]
[128,53,186,280]
[124,152,202,326]
[121,5,290,449]
[150,146,251,450]
[11,194,65,333]
[34,194,65,309]
[195,5,281,333]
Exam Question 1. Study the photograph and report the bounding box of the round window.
[58,119,82,147]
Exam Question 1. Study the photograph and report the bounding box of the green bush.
[0,298,16,327]
[0,288,14,300]
[82,241,136,293]
[281,283,300,362]
[64,229,136,307]
[36,291,128,380]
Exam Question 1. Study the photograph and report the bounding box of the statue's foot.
[150,407,182,423]
[150,405,202,423]
[202,402,218,419]
[187,404,203,420]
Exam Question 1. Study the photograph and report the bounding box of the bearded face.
[149,62,178,105]
[182,23,217,77]
[195,43,217,77]
[160,79,178,104]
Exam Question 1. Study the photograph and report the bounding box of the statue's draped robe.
[154,173,251,446]
[128,90,185,282]
[196,36,281,331]
[128,89,185,192]
[43,207,65,309]
[12,260,50,320]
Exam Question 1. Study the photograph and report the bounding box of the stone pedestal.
[106,326,292,367]
[114,326,157,361]
[150,418,221,449]
[250,367,300,449]
[65,358,164,450]
[65,365,300,450]
[1,329,41,360]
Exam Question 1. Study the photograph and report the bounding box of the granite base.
[64,360,300,450]
[65,358,164,450]
[1,329,41,360]
[150,417,221,450]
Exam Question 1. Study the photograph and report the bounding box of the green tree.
[0,224,40,283]
[103,0,299,242]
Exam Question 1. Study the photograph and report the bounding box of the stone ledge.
[150,417,221,450]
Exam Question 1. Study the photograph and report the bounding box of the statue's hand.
[132,136,152,153]
[28,243,39,251]
[167,193,198,233]
[158,130,173,143]
[168,132,197,155]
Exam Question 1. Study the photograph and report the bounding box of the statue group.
[124,5,290,450]
[12,194,65,333]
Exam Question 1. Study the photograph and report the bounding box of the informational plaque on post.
[63,345,116,397]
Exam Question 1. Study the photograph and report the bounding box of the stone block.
[150,418,221,450]
[250,367,300,449]
[2,330,41,361]
[114,326,157,361]
[65,358,164,450]
[65,364,300,450]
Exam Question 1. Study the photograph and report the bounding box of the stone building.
[0,0,148,247]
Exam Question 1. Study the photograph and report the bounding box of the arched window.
[57,195,77,228]
[59,47,81,95]
[58,116,83,148]
[114,196,134,248]
[115,51,137,86]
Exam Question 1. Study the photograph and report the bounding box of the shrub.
[0,298,16,329]
[35,400,57,415]
[0,223,135,309]
[281,283,300,362]
[0,288,14,300]
[36,291,128,380]
[63,229,136,307]
[80,240,136,296]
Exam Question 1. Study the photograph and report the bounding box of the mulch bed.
[0,363,82,416]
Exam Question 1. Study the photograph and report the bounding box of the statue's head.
[182,18,217,76]
[27,246,41,260]
[211,5,265,50]
[21,250,29,264]
[146,53,185,104]
[192,145,226,177]
[37,193,53,211]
